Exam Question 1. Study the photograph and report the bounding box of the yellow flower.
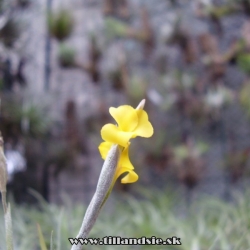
[98,100,153,184]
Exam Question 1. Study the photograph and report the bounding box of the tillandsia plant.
[71,99,153,250]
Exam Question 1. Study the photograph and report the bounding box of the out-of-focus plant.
[221,20,250,68]
[1,98,50,137]
[58,44,76,68]
[15,105,49,136]
[108,68,125,91]
[167,19,198,64]
[0,58,27,92]
[195,0,239,18]
[48,9,74,41]
[109,59,148,97]
[148,70,234,125]
[44,99,88,175]
[145,128,174,175]
[172,138,209,190]
[105,7,153,54]
[147,146,173,175]
[201,21,249,74]
[195,1,239,34]
[87,35,102,83]
[199,33,227,81]
[137,7,154,55]
[238,53,250,74]
[79,35,102,83]
[105,17,130,38]
[103,0,130,19]
[147,71,194,112]
[144,128,167,159]
[108,61,127,91]
[224,148,250,183]
[126,75,147,106]
[171,72,209,123]
[239,81,250,117]
[0,19,21,48]
[204,85,235,119]
[175,72,233,123]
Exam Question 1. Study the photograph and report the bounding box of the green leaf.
[37,224,48,250]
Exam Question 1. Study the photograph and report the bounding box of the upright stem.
[70,145,120,250]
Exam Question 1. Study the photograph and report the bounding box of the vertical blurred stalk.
[44,0,52,91]
[0,134,13,250]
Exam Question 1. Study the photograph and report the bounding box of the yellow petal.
[133,109,154,138]
[101,124,134,147]
[113,146,138,183]
[121,170,138,183]
[98,141,113,159]
[114,166,138,183]
[121,145,134,167]
[109,106,138,132]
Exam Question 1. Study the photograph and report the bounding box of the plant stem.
[70,144,120,250]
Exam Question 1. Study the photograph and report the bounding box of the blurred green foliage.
[105,18,129,39]
[237,53,250,74]
[1,189,250,250]
[48,9,74,41]
[240,82,250,117]
[1,97,50,137]
[58,44,76,68]
[126,76,147,105]
[174,142,209,161]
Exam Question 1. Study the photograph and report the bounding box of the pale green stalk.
[70,144,120,250]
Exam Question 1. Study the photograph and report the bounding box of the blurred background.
[1,0,250,249]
